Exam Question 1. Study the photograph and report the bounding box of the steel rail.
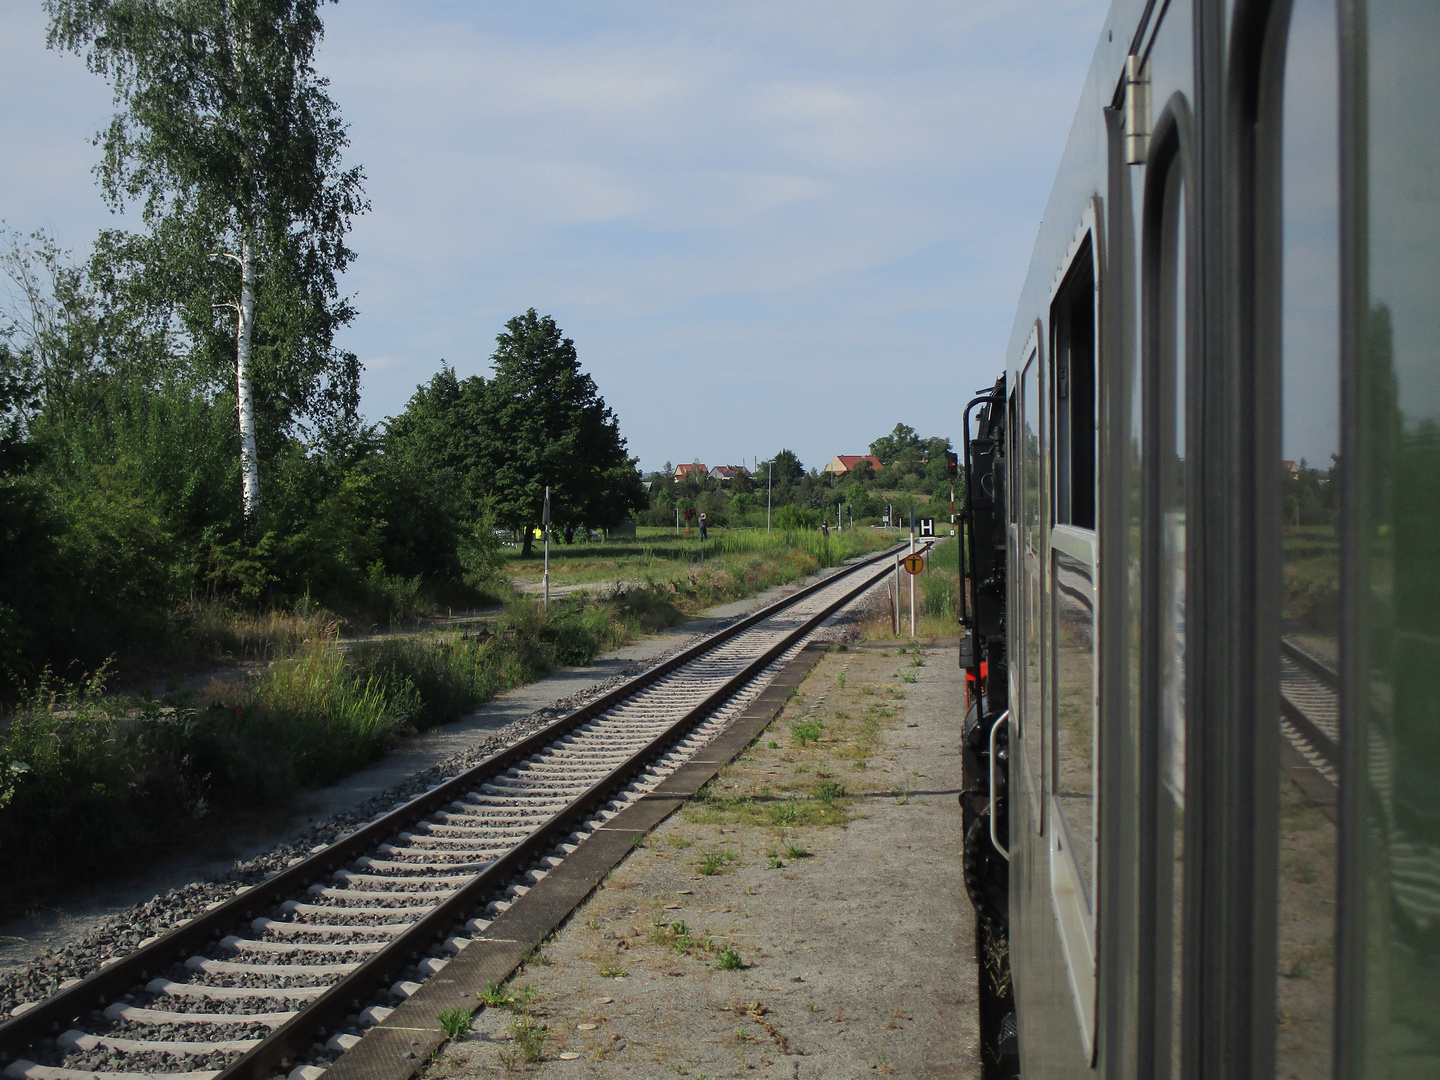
[215,544,910,1080]
[1279,638,1339,771]
[1280,637,1339,689]
[0,542,902,1069]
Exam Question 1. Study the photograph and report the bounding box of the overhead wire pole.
[543,486,551,610]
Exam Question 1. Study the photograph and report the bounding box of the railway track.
[1280,637,1339,782]
[0,544,912,1080]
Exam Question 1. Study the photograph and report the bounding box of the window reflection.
[1351,0,1440,1071]
[1274,0,1340,1074]
[1022,356,1043,815]
[1053,549,1096,903]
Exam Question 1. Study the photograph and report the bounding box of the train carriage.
[958,1,1440,1077]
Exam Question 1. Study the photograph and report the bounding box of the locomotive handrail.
[989,709,1011,861]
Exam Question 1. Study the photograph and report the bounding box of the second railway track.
[0,543,915,1080]
[1280,636,1339,782]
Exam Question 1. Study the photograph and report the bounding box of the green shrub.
[790,717,824,747]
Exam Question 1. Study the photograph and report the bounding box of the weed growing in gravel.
[510,1017,548,1062]
[523,946,552,967]
[785,842,812,860]
[497,983,538,1014]
[438,1007,472,1039]
[836,671,847,689]
[982,925,1013,998]
[769,799,799,826]
[697,849,738,876]
[900,672,918,683]
[910,655,925,667]
[790,717,823,746]
[765,848,783,869]
[649,918,715,957]
[816,781,847,804]
[479,982,515,1008]
[598,964,629,978]
[767,740,779,749]
[716,946,745,970]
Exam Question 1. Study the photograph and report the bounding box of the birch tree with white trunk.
[48,0,367,527]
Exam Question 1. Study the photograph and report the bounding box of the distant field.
[503,526,895,609]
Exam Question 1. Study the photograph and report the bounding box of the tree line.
[0,1,643,693]
[643,423,960,529]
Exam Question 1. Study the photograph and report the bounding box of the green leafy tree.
[479,310,645,557]
[870,423,922,465]
[48,0,368,525]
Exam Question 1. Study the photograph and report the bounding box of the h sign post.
[919,518,935,537]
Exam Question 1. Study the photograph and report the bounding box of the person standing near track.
[698,512,708,541]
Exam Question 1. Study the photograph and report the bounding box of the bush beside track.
[0,528,889,919]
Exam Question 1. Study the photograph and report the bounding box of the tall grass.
[0,592,668,917]
[176,599,338,661]
[859,537,963,640]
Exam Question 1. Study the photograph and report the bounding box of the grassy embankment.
[0,527,890,918]
[1283,526,1339,638]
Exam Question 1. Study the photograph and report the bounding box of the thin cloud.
[0,0,1112,470]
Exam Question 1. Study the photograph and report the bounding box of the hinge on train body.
[1124,53,1150,165]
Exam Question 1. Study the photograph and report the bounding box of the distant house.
[821,455,884,477]
[709,465,749,482]
[675,462,708,480]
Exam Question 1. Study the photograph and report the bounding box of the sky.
[0,0,1112,475]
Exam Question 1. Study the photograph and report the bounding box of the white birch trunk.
[236,233,260,522]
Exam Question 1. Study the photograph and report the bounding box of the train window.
[1266,0,1342,1073]
[1053,238,1097,531]
[1020,351,1044,828]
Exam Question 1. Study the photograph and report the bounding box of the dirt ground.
[422,644,979,1080]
